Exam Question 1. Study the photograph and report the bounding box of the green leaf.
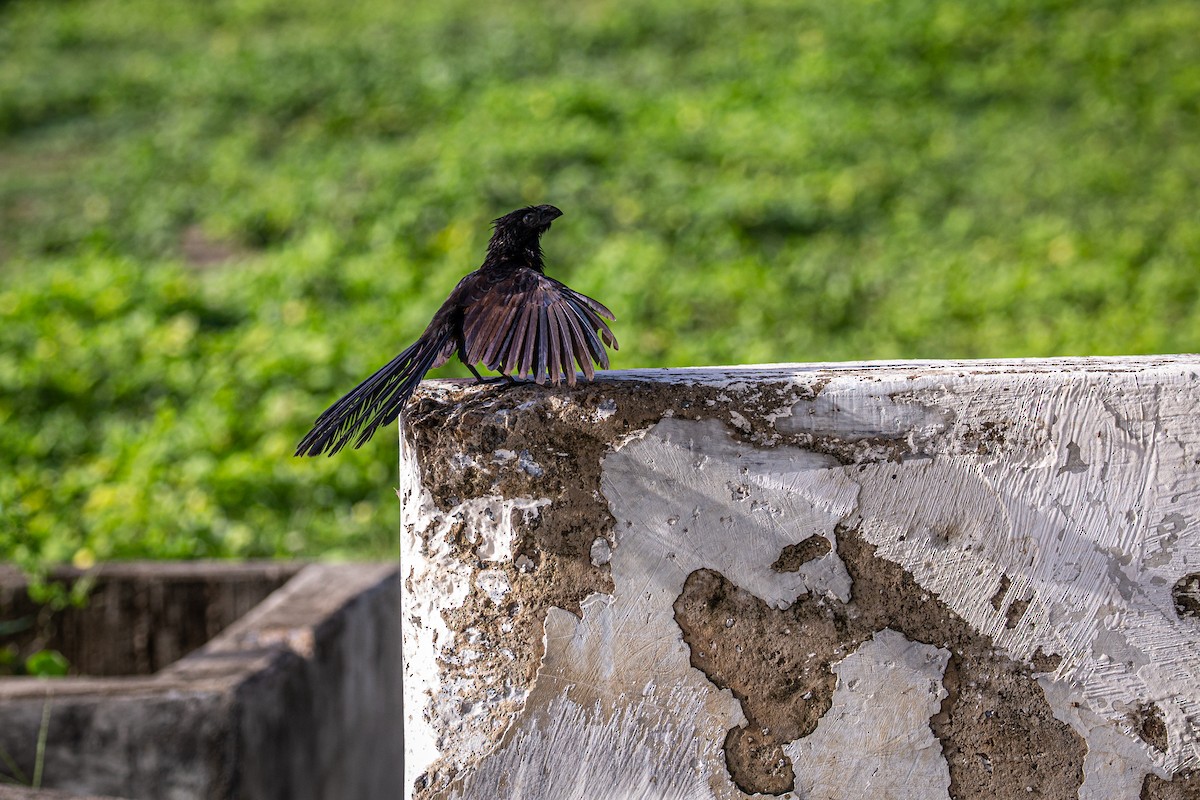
[23,650,69,678]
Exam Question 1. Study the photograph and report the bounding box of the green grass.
[1,0,1199,568]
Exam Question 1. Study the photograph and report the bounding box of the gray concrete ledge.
[0,563,399,800]
[400,357,1200,800]
[0,786,125,800]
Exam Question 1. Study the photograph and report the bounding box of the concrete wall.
[0,786,125,800]
[0,564,400,800]
[399,358,1200,799]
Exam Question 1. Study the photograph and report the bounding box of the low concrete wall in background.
[400,358,1200,800]
[0,563,400,800]
[0,562,300,677]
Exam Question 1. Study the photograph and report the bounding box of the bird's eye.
[523,213,537,225]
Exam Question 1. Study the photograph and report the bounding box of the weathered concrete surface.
[399,358,1200,799]
[0,563,400,800]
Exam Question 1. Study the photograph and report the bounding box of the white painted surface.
[786,629,951,800]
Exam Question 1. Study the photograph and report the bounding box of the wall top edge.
[423,354,1200,390]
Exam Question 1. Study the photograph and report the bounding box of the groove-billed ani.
[295,204,618,457]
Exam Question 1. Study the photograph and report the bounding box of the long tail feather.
[295,328,452,457]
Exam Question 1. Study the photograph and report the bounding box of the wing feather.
[562,286,618,350]
[548,304,574,386]
[518,304,538,378]
[560,303,594,380]
[467,300,514,365]
[535,301,550,384]
[545,303,561,385]
[459,269,617,385]
[481,302,521,367]
[494,303,528,375]
[565,302,608,369]
[568,289,615,321]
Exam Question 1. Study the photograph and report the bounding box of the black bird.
[295,205,618,456]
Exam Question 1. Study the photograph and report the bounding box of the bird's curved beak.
[540,206,563,225]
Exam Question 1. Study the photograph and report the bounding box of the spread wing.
[460,270,618,386]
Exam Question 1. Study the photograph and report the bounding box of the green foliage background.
[2,0,1198,568]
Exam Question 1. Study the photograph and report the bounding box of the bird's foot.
[473,374,520,386]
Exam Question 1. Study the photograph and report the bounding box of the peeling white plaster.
[590,357,1187,389]
[589,536,612,566]
[465,496,549,562]
[593,397,617,421]
[604,417,859,608]
[400,431,470,791]
[785,629,951,800]
[728,409,751,432]
[450,452,481,471]
[399,428,548,792]
[778,380,952,442]
[475,570,511,605]
[451,692,714,800]
[516,451,544,478]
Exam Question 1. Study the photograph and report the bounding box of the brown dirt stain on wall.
[770,534,832,573]
[674,568,854,794]
[1133,702,1169,754]
[1142,769,1200,799]
[673,524,1087,799]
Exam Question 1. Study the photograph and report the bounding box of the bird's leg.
[465,363,511,385]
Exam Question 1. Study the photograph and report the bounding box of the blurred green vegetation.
[1,0,1198,568]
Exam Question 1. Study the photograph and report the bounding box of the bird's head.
[494,204,562,237]
[486,205,563,267]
